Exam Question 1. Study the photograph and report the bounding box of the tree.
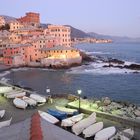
[0,24,10,31]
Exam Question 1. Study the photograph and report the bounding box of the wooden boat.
[38,110,59,124]
[0,118,12,128]
[7,92,26,98]
[22,96,37,106]
[13,98,28,109]
[83,122,103,138]
[47,109,67,120]
[55,106,78,115]
[30,94,46,104]
[0,86,13,94]
[0,110,5,118]
[110,128,134,140]
[61,113,84,127]
[72,112,96,135]
[95,126,116,140]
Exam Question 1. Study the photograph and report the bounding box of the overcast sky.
[0,0,140,37]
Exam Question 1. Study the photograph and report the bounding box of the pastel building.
[40,46,82,67]
[47,25,71,47]
[9,21,24,31]
[18,12,40,27]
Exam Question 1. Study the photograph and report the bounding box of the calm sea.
[1,43,140,105]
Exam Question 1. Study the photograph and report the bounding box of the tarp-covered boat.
[30,94,46,104]
[47,109,67,120]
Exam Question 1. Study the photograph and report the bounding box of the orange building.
[18,12,40,27]
[47,25,71,47]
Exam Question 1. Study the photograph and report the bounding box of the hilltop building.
[17,12,40,27]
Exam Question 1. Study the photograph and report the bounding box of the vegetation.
[0,24,10,31]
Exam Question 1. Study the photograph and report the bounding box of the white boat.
[4,90,22,97]
[95,126,116,140]
[72,112,96,135]
[83,122,103,138]
[0,110,5,118]
[13,98,28,109]
[7,91,26,98]
[61,113,84,127]
[38,110,59,124]
[0,86,13,94]
[0,118,12,128]
[22,96,37,106]
[55,106,78,115]
[110,128,134,140]
[30,94,46,104]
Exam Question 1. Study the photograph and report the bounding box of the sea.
[0,42,140,105]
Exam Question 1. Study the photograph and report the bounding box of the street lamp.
[46,87,51,97]
[77,89,82,113]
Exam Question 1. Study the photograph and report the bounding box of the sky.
[0,0,140,38]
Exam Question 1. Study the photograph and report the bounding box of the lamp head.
[77,89,82,95]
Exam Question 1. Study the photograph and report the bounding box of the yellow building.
[9,21,23,31]
[47,25,71,47]
[40,46,82,67]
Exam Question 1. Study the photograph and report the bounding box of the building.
[40,46,82,67]
[47,25,71,47]
[18,12,40,27]
[9,21,23,31]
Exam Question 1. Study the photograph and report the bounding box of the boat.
[0,110,5,118]
[61,113,84,127]
[83,122,103,138]
[4,90,23,97]
[0,118,12,128]
[13,98,28,109]
[94,126,116,140]
[38,110,59,124]
[22,96,37,106]
[110,128,134,140]
[47,109,67,120]
[55,106,78,115]
[0,86,13,94]
[72,112,96,135]
[30,94,46,105]
[7,91,26,98]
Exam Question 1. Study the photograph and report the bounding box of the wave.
[67,61,140,75]
[0,71,11,77]
[86,51,111,55]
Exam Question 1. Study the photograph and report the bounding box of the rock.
[124,64,140,70]
[136,117,140,121]
[107,58,124,64]
[134,110,140,117]
[80,51,95,62]
[102,97,111,106]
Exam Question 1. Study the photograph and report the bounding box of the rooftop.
[41,46,78,51]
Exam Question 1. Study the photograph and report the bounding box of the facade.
[47,25,71,47]
[9,21,23,31]
[18,12,40,27]
[40,46,82,67]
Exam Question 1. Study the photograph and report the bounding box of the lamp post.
[77,89,82,113]
[46,87,51,97]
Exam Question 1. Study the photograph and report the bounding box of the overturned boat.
[30,94,46,105]
[22,96,37,106]
[38,110,59,124]
[0,110,5,119]
[13,98,28,109]
[7,91,26,98]
[0,118,12,129]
